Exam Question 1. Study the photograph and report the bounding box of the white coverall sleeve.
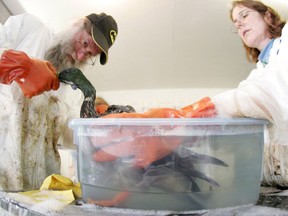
[0,14,29,48]
[0,13,54,58]
[213,66,288,113]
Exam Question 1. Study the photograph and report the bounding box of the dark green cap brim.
[91,24,109,65]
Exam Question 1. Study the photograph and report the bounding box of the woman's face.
[72,30,101,62]
[232,5,271,51]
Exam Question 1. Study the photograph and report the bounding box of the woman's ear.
[264,11,272,24]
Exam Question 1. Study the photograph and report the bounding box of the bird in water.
[88,144,228,207]
[58,67,229,207]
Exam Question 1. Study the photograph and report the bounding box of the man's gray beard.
[44,42,85,73]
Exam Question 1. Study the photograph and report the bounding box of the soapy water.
[78,133,264,211]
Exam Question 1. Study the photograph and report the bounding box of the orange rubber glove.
[101,96,215,118]
[0,49,60,98]
[92,97,216,168]
[95,104,109,115]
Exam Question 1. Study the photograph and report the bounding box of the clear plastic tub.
[69,118,267,211]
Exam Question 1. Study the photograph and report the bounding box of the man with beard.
[0,12,118,191]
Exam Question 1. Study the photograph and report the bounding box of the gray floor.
[2,187,288,216]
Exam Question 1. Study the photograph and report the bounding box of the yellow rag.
[39,174,81,198]
[9,174,81,206]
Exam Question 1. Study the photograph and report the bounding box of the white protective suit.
[0,13,84,191]
[212,23,288,186]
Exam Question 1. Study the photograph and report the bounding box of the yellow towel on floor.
[8,174,81,208]
[39,174,81,198]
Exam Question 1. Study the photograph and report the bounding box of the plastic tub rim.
[69,118,268,129]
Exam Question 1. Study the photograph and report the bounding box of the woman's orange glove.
[0,49,60,98]
[102,96,216,118]
[92,97,216,168]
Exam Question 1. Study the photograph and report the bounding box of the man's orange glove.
[92,97,216,168]
[0,49,60,98]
